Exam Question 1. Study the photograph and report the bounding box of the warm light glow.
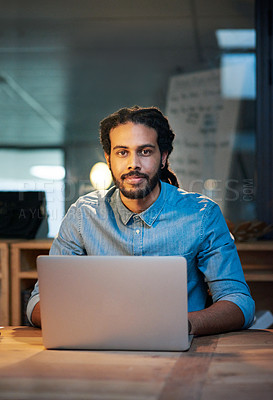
[30,165,65,180]
[90,162,112,190]
[204,179,218,191]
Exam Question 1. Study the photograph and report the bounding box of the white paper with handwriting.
[166,69,240,212]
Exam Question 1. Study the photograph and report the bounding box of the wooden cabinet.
[0,242,9,325]
[237,241,273,282]
[10,240,53,326]
[236,241,273,314]
[2,239,273,326]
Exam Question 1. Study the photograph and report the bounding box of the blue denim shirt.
[27,182,255,328]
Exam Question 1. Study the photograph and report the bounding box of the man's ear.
[104,152,110,168]
[161,151,168,168]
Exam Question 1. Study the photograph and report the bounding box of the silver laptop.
[37,255,193,351]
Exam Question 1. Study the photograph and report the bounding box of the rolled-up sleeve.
[197,202,255,328]
[26,281,40,326]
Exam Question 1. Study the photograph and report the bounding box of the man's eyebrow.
[112,144,156,150]
[138,144,156,149]
[112,145,128,150]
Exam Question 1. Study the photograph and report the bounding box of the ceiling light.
[216,29,256,49]
[30,165,65,180]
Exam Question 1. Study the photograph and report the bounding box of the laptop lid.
[37,255,193,351]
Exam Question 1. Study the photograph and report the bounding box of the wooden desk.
[0,327,272,400]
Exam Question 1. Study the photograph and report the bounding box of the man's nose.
[127,152,141,170]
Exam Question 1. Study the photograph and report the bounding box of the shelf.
[244,273,273,282]
[236,241,273,313]
[0,242,10,325]
[11,239,53,326]
[236,241,273,251]
[11,239,54,250]
[19,271,38,279]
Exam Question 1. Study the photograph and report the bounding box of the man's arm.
[188,300,245,336]
[31,301,41,328]
[194,201,255,332]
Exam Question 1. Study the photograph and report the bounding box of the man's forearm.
[31,302,41,328]
[188,300,245,336]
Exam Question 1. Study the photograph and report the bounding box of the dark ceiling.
[0,0,254,147]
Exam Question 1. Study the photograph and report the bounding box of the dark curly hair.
[100,106,179,187]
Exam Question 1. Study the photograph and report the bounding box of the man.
[27,106,255,334]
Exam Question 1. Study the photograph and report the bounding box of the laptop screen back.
[37,255,192,351]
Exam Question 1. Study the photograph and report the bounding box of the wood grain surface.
[0,327,272,400]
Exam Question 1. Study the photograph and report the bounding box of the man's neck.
[120,183,161,213]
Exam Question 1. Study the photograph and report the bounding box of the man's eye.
[140,149,152,156]
[117,150,127,156]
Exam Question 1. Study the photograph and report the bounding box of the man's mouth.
[125,176,144,184]
[121,172,148,184]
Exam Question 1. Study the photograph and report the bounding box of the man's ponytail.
[161,161,179,187]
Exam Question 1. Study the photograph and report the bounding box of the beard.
[110,165,161,200]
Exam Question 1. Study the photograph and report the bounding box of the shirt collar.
[112,182,167,227]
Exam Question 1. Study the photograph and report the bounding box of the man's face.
[105,122,167,200]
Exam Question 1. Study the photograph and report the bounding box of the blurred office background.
[0,0,272,238]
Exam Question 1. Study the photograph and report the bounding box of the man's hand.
[31,302,41,328]
[188,300,245,336]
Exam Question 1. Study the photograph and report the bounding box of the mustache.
[121,171,149,180]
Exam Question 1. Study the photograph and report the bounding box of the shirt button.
[136,229,140,234]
